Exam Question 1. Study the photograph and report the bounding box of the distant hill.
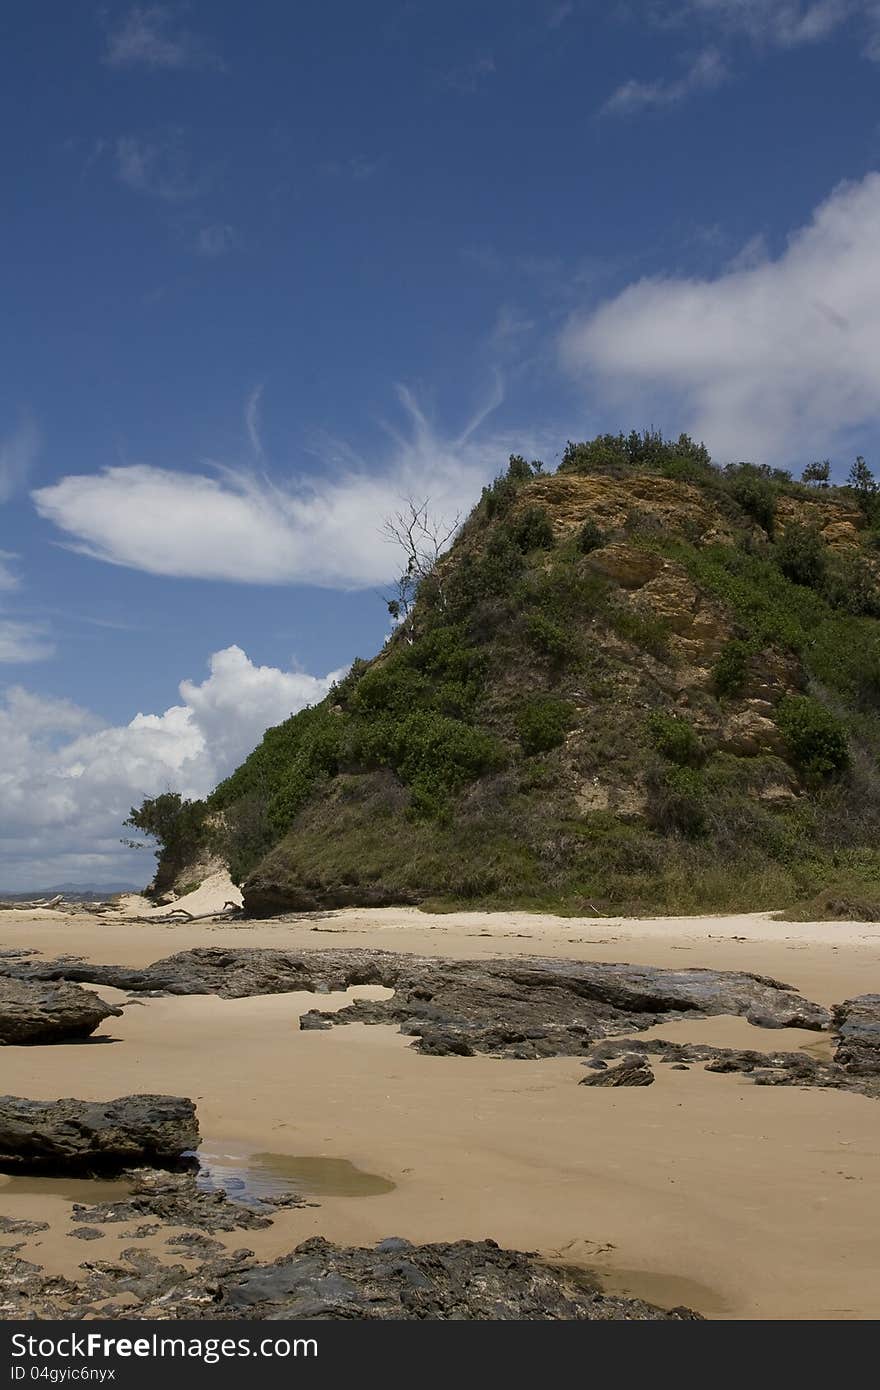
[149,433,880,919]
[0,883,141,901]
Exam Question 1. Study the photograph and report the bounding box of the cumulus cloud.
[33,386,541,587]
[559,171,880,464]
[104,5,223,71]
[602,47,726,115]
[0,414,40,502]
[0,646,341,891]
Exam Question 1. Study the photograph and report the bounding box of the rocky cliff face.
[167,436,880,917]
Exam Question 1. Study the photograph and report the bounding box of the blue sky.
[3,1,880,887]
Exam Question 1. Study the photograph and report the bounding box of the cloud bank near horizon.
[0,645,342,891]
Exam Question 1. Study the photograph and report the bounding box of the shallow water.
[195,1146,396,1204]
[0,1173,132,1204]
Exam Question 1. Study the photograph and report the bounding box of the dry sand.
[1,904,879,1320]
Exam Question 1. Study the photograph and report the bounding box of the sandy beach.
[2,903,879,1320]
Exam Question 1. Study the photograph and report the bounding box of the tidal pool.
[195,1146,396,1204]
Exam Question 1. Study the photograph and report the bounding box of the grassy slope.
[187,437,880,917]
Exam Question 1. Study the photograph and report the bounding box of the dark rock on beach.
[1,946,832,1059]
[0,1231,701,1321]
[833,995,880,1075]
[0,975,121,1045]
[70,1166,306,1232]
[215,1236,702,1320]
[0,1095,199,1172]
[578,1033,880,1099]
[579,1059,655,1087]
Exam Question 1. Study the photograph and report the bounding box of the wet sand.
[1,906,879,1320]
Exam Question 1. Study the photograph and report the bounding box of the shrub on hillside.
[123,792,209,865]
[558,430,710,479]
[509,506,555,553]
[480,455,543,519]
[646,766,706,838]
[524,611,578,666]
[774,524,826,588]
[646,710,704,767]
[516,696,573,756]
[607,605,669,659]
[577,518,605,553]
[712,639,751,699]
[822,550,880,617]
[725,464,777,535]
[775,695,849,781]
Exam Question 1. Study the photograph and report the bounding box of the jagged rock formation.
[0,1095,199,1172]
[143,434,880,918]
[576,1016,880,1101]
[833,994,880,1074]
[0,975,122,1044]
[68,1167,306,1231]
[211,1237,701,1320]
[0,1230,700,1321]
[0,945,831,1056]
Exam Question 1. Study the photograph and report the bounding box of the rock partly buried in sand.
[579,1059,655,1087]
[0,1095,199,1172]
[0,1233,701,1321]
[215,1237,701,1320]
[833,995,880,1076]
[578,1035,880,1100]
[70,1167,307,1231]
[0,976,121,1045]
[1,947,832,1059]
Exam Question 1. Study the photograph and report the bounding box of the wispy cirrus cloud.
[0,553,21,593]
[682,1,858,49]
[602,46,727,115]
[559,170,880,464]
[32,385,548,588]
[115,133,207,201]
[441,54,496,92]
[195,222,237,256]
[104,5,223,71]
[0,414,40,503]
[606,2,880,117]
[0,621,54,664]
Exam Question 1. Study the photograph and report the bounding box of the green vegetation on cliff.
[142,432,880,918]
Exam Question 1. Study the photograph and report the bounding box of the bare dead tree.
[382,497,461,633]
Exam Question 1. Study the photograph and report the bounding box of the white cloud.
[441,55,496,91]
[104,5,223,71]
[245,384,264,460]
[0,646,341,891]
[0,414,40,502]
[33,386,543,587]
[115,135,205,201]
[559,171,880,463]
[602,46,726,115]
[0,621,54,664]
[608,3,880,115]
[675,1,880,59]
[684,0,854,46]
[196,222,237,256]
[0,553,20,593]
